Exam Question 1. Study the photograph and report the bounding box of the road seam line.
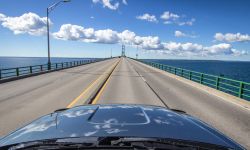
[134,59,250,111]
[66,60,118,108]
[128,59,169,108]
[91,59,121,104]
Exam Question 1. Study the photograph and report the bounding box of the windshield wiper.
[103,137,230,150]
[8,141,138,150]
[7,137,230,150]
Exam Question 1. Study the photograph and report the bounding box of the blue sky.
[0,0,250,60]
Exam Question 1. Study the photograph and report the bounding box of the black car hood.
[0,104,242,149]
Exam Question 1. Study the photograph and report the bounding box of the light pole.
[46,0,70,70]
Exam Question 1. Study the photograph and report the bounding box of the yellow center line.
[66,60,118,108]
[91,59,121,104]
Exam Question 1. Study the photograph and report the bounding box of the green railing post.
[200,73,204,84]
[0,70,1,79]
[133,59,250,101]
[62,63,63,69]
[216,77,220,89]
[40,65,43,71]
[30,66,32,74]
[56,63,58,69]
[47,63,50,71]
[16,68,19,76]
[238,82,243,98]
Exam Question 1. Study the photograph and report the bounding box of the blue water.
[0,57,94,69]
[145,59,250,83]
[0,57,249,83]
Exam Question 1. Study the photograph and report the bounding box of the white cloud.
[53,24,119,44]
[174,30,196,38]
[0,13,6,21]
[178,18,195,26]
[90,16,94,19]
[163,42,203,55]
[136,36,163,50]
[53,23,246,57]
[122,0,127,5]
[53,24,95,41]
[161,42,246,56]
[203,43,234,55]
[160,11,179,21]
[214,33,250,42]
[0,12,49,36]
[0,12,246,58]
[160,11,195,26]
[136,13,158,23]
[92,0,120,10]
[118,30,136,44]
[94,29,119,43]
[175,30,186,37]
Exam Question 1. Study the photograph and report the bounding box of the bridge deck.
[0,57,249,148]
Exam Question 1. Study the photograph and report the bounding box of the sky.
[0,0,250,60]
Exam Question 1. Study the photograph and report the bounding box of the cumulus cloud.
[92,0,121,10]
[160,11,195,26]
[0,13,6,21]
[203,43,234,55]
[136,13,158,23]
[52,23,246,57]
[214,33,250,42]
[0,12,49,36]
[53,24,119,44]
[163,42,203,56]
[175,31,186,37]
[160,42,246,56]
[174,30,196,38]
[0,12,246,57]
[160,11,179,21]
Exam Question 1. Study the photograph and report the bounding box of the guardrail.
[135,59,250,101]
[0,58,107,80]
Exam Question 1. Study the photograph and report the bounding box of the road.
[0,57,249,148]
[0,58,118,136]
[95,58,250,148]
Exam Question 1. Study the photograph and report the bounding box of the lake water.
[0,57,249,83]
[145,59,250,83]
[0,57,94,69]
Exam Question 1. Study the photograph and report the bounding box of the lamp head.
[63,0,70,2]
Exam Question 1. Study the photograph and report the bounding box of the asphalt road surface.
[0,58,118,136]
[0,57,249,148]
[95,58,250,148]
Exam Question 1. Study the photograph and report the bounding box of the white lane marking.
[141,76,146,82]
[139,60,250,111]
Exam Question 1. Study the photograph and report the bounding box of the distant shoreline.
[0,56,249,62]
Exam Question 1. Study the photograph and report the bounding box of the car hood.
[0,104,242,149]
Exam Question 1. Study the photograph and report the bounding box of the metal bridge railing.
[0,58,107,80]
[135,59,250,101]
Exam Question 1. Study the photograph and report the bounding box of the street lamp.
[46,0,70,70]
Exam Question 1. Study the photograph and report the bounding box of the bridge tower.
[121,44,126,57]
[136,46,139,59]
